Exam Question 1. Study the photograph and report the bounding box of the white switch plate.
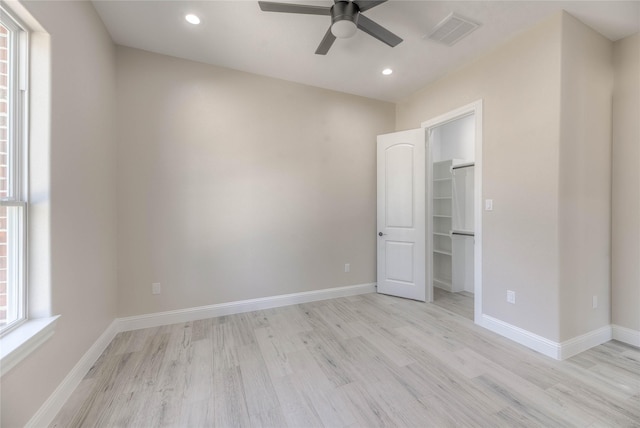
[507,290,515,304]
[152,282,161,295]
[592,295,598,309]
[485,199,494,211]
[344,263,350,273]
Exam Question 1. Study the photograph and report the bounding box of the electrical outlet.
[344,263,350,273]
[507,290,516,304]
[485,199,494,211]
[592,295,598,309]
[152,282,161,295]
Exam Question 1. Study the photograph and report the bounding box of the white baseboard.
[26,319,120,428]
[480,315,613,360]
[612,324,640,347]
[480,314,561,359]
[558,325,612,360]
[117,283,376,332]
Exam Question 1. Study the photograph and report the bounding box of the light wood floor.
[433,288,474,321]
[52,293,640,427]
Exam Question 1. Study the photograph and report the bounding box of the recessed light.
[382,68,393,76]
[185,14,201,25]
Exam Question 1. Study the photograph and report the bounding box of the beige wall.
[115,47,395,317]
[397,13,564,340]
[1,1,118,427]
[612,33,640,333]
[398,11,623,343]
[558,13,613,341]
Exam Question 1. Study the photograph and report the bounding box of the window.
[0,4,58,377]
[0,7,27,335]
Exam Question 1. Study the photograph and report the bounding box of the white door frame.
[421,100,483,324]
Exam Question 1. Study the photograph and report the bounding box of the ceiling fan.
[258,0,403,55]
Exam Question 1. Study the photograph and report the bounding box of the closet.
[430,114,475,294]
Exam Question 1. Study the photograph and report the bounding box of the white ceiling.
[92,0,640,102]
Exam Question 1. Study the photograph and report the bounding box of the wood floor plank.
[299,330,359,388]
[546,382,640,427]
[313,304,363,340]
[236,343,284,420]
[271,373,325,428]
[350,321,416,367]
[286,348,335,392]
[211,321,239,371]
[342,337,422,410]
[433,288,475,320]
[64,350,143,427]
[51,292,640,427]
[405,356,507,416]
[248,404,289,428]
[474,371,597,427]
[213,366,251,428]
[49,378,96,428]
[181,339,214,405]
[337,382,397,427]
[254,326,294,378]
[178,398,214,427]
[274,349,357,426]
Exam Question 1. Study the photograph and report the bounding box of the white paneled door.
[377,129,426,301]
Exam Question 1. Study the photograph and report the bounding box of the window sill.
[0,315,60,377]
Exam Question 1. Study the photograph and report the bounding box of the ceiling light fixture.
[185,14,201,25]
[331,20,358,39]
[382,68,393,75]
[330,1,358,39]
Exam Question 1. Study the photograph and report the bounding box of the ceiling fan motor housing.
[331,1,359,38]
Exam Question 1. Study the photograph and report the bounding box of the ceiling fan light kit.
[258,0,402,55]
[331,20,358,39]
[330,1,358,38]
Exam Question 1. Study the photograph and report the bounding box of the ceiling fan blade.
[315,26,337,55]
[353,0,387,13]
[356,14,403,47]
[258,1,331,15]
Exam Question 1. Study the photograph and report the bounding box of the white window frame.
[1,5,29,335]
[0,3,59,378]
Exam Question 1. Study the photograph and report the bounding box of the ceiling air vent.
[426,13,480,46]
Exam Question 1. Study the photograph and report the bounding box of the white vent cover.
[426,13,480,46]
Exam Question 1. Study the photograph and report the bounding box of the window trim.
[0,315,59,376]
[20,3,53,322]
[0,2,59,378]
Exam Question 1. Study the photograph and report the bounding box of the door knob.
[378,232,387,236]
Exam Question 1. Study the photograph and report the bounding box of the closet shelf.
[432,158,474,294]
[434,249,452,256]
